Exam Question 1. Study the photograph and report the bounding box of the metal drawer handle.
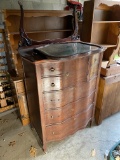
[51,83,55,87]
[50,67,55,72]
[66,72,69,77]
[94,58,97,62]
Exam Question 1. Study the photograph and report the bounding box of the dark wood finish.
[18,1,79,47]
[20,42,103,151]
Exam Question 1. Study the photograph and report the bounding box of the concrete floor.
[0,112,120,160]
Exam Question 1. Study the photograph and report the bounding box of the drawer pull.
[94,59,97,62]
[51,83,55,87]
[50,67,55,72]
[51,116,53,119]
[66,72,69,77]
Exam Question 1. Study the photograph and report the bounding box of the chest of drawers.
[19,42,103,151]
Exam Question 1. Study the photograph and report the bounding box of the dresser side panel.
[22,59,43,142]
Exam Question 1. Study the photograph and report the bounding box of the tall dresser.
[19,42,103,151]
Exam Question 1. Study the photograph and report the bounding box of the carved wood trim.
[18,1,80,47]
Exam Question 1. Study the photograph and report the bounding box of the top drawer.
[40,56,89,77]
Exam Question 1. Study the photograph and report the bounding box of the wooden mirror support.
[18,1,80,47]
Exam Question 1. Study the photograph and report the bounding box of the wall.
[0,0,67,10]
[0,0,85,24]
[0,0,67,24]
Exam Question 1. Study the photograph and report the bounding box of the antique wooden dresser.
[18,42,103,151]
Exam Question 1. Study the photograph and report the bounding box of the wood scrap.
[8,141,16,146]
[29,146,37,157]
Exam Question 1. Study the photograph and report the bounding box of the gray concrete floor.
[0,112,120,160]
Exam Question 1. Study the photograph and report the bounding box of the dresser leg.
[42,144,47,153]
[89,119,93,127]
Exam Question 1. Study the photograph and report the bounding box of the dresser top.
[18,41,104,62]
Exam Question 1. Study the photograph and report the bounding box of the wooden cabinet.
[19,42,103,151]
[12,78,30,126]
[82,0,120,124]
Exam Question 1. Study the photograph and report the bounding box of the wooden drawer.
[45,92,94,125]
[46,104,93,142]
[40,56,89,77]
[43,77,97,109]
[42,71,88,92]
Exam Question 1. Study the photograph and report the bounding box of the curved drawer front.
[42,69,88,92]
[43,77,97,109]
[41,56,89,77]
[45,93,94,125]
[46,105,93,142]
[89,54,100,79]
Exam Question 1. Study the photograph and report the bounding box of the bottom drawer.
[46,104,93,142]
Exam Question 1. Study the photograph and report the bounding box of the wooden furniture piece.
[81,0,120,124]
[17,2,103,150]
[11,77,30,126]
[18,42,103,151]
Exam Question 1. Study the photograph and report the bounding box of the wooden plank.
[17,93,30,126]
[101,64,120,76]
[81,1,94,42]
